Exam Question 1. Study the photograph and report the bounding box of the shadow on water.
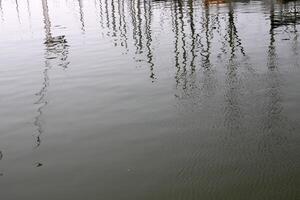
[33,0,70,165]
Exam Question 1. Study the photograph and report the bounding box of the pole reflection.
[15,0,21,24]
[0,0,3,22]
[78,0,85,32]
[34,0,70,153]
[0,150,2,176]
[0,0,298,161]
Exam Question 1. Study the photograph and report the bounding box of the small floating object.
[35,162,43,167]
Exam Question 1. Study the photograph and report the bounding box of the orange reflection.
[204,0,227,5]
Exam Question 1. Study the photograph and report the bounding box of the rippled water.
[0,0,299,199]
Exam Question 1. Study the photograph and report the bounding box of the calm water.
[0,0,299,199]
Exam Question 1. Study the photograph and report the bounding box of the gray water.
[0,0,299,199]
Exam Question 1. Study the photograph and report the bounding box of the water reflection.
[0,0,299,198]
[0,0,297,158]
[92,0,297,84]
[34,0,70,150]
[270,0,300,28]
[0,150,3,176]
[0,0,3,22]
[15,0,21,24]
[78,0,85,32]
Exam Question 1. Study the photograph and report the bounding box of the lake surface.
[0,0,299,199]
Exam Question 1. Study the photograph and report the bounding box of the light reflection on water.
[0,0,299,199]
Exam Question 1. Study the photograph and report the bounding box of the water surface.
[0,0,299,199]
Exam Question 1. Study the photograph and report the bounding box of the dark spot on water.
[35,163,43,167]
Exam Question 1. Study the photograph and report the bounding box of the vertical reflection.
[260,0,285,148]
[227,1,245,59]
[34,0,69,149]
[188,0,196,73]
[223,1,243,132]
[290,0,299,67]
[0,150,3,176]
[96,0,104,29]
[136,0,143,53]
[143,0,155,81]
[111,0,117,41]
[118,0,128,49]
[0,0,4,22]
[15,0,21,24]
[78,0,85,33]
[27,0,32,32]
[129,0,139,55]
[104,0,110,31]
[171,0,180,86]
[269,0,276,70]
[179,0,187,90]
[201,0,212,69]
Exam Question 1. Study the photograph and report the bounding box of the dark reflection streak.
[291,2,298,62]
[0,151,3,176]
[228,3,245,59]
[223,1,243,133]
[178,0,188,89]
[35,0,69,149]
[143,0,155,81]
[97,0,104,29]
[78,0,85,33]
[34,0,52,148]
[214,2,227,58]
[136,0,143,53]
[269,0,276,69]
[111,0,117,39]
[228,3,236,59]
[260,0,285,147]
[27,0,31,18]
[104,0,110,32]
[117,0,124,46]
[42,0,51,41]
[26,0,32,32]
[171,1,181,87]
[188,0,196,73]
[15,0,21,24]
[200,1,211,69]
[0,0,4,22]
[129,0,139,53]
[120,0,128,49]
